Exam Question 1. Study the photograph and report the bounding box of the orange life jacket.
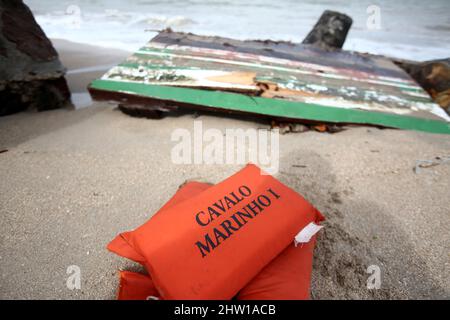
[109,164,323,299]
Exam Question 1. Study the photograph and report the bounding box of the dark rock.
[302,10,353,50]
[395,58,450,113]
[0,0,71,116]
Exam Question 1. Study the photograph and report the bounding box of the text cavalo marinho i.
[194,185,281,257]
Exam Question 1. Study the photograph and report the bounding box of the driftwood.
[118,103,167,119]
[302,10,353,50]
[0,0,71,116]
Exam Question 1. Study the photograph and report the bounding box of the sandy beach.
[0,39,449,300]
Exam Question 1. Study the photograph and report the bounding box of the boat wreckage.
[88,11,450,135]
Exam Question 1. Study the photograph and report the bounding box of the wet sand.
[0,40,449,299]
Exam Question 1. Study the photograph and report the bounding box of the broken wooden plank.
[88,30,450,134]
[89,80,450,135]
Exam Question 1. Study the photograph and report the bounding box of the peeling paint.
[91,31,450,129]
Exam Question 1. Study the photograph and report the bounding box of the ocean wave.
[28,0,450,61]
[35,9,197,29]
[135,15,196,28]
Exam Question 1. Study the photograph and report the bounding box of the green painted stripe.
[400,87,425,93]
[89,79,450,135]
[118,62,200,70]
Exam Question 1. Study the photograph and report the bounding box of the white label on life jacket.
[294,222,323,247]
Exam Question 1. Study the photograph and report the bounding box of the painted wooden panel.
[89,31,450,133]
